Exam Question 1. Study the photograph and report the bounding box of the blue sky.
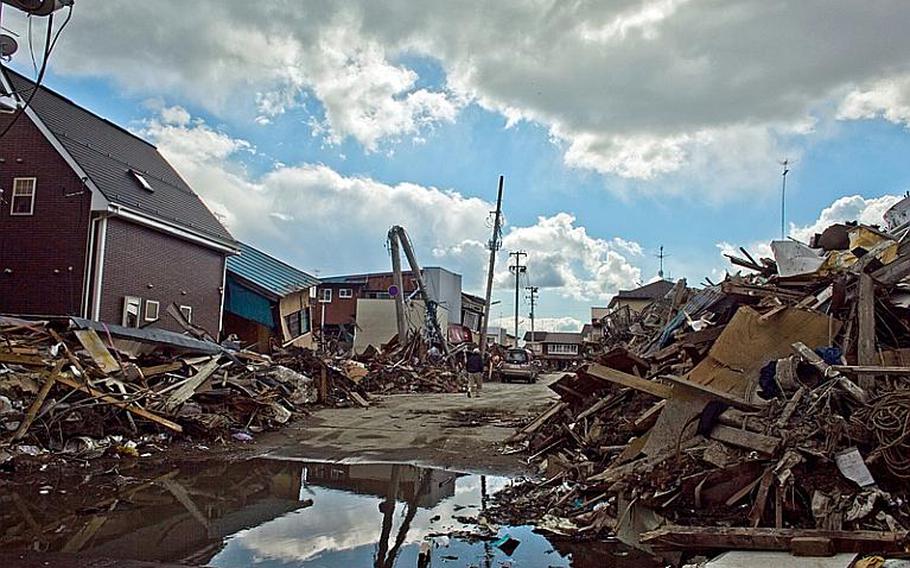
[5,1,910,333]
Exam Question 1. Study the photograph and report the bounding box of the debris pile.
[345,333,467,394]
[496,219,910,557]
[0,316,371,462]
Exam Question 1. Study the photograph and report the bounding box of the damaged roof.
[612,279,675,301]
[2,69,234,245]
[227,242,320,299]
[523,331,584,344]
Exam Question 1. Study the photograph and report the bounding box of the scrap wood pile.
[495,217,910,557]
[0,316,370,462]
[339,332,466,394]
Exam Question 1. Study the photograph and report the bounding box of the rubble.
[492,219,910,560]
[0,316,374,464]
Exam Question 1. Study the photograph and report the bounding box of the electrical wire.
[0,5,73,142]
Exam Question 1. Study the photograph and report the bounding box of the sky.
[3,1,910,335]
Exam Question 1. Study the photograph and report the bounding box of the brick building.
[314,267,462,348]
[0,69,236,335]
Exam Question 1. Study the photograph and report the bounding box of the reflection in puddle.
[0,459,659,567]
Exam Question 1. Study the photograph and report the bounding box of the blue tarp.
[225,278,276,329]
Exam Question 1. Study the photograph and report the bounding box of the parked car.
[497,348,540,383]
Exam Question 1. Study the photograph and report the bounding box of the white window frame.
[130,169,154,192]
[10,177,36,216]
[144,300,160,322]
[338,288,353,299]
[122,296,141,328]
[179,305,193,323]
[320,288,332,303]
[549,343,579,355]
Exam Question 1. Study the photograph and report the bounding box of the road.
[256,374,561,475]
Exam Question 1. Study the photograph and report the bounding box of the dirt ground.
[253,373,561,475]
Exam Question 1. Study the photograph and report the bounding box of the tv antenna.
[779,159,791,240]
[655,245,669,279]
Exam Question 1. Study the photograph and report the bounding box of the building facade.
[0,69,236,335]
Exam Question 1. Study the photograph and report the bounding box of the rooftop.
[227,242,320,298]
[612,279,675,301]
[1,69,234,245]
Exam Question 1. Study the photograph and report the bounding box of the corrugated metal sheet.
[227,242,320,298]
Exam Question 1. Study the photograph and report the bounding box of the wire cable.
[0,6,72,142]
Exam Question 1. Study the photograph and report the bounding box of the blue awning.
[225,278,276,328]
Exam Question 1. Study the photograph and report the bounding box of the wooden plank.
[640,526,907,554]
[12,362,63,441]
[661,374,760,411]
[710,425,780,456]
[140,361,184,378]
[164,357,220,411]
[831,365,910,375]
[857,273,876,390]
[775,386,806,429]
[583,363,673,399]
[509,401,568,442]
[73,328,120,374]
[871,254,910,285]
[633,400,666,432]
[0,351,45,366]
[55,373,182,433]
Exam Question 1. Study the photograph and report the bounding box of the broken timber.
[55,373,183,433]
[640,526,908,554]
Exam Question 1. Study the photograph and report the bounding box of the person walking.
[465,346,484,398]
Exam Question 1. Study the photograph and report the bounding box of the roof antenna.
[655,245,669,279]
[779,158,791,240]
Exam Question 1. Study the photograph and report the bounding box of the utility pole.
[780,159,790,240]
[526,286,538,338]
[509,251,527,344]
[479,176,504,355]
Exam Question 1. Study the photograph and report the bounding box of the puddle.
[0,459,660,567]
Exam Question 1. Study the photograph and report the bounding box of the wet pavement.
[0,458,661,567]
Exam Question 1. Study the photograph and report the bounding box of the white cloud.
[12,1,910,194]
[498,213,641,301]
[838,75,910,128]
[141,107,642,300]
[789,194,903,243]
[490,315,585,336]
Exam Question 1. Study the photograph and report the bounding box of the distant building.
[223,242,319,352]
[461,292,486,333]
[485,326,515,348]
[314,267,462,352]
[522,330,584,369]
[607,280,675,315]
[0,69,236,335]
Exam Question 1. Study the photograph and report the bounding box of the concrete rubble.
[490,218,910,562]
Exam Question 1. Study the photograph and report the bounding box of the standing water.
[0,459,660,567]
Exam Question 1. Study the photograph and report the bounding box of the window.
[10,178,36,216]
[549,343,579,355]
[129,169,154,192]
[528,343,542,353]
[144,300,160,321]
[284,309,311,339]
[320,288,332,303]
[122,296,141,327]
[179,305,193,323]
[339,288,353,299]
